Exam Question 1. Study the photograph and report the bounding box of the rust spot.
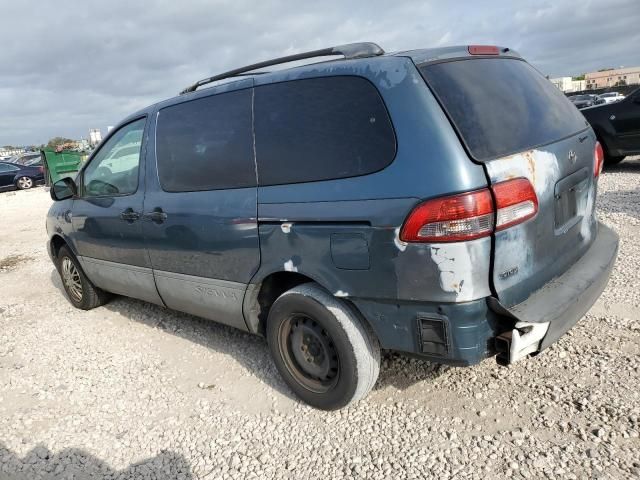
[525,151,537,186]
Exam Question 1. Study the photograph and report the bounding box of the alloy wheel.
[17,177,33,189]
[61,257,83,302]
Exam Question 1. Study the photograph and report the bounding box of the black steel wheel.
[267,283,380,410]
[278,313,340,394]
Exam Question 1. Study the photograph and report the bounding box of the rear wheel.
[266,283,380,410]
[57,246,110,310]
[16,176,34,189]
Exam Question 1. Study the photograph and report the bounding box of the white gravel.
[1,157,639,479]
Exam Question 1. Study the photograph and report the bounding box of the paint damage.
[283,259,298,272]
[430,244,474,297]
[487,149,559,194]
[280,223,293,234]
[393,227,407,252]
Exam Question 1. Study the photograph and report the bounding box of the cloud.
[1,0,638,145]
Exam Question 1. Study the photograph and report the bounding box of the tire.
[16,176,34,190]
[604,154,625,166]
[57,245,110,310]
[266,283,380,410]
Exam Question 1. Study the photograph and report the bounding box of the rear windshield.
[419,58,588,161]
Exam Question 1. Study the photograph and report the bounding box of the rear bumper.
[491,221,618,354]
[350,222,617,366]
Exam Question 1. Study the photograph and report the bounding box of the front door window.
[83,119,145,197]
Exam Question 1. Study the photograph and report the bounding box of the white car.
[599,92,625,104]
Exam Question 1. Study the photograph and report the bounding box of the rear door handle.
[120,208,140,222]
[144,208,168,224]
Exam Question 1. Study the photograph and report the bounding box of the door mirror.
[51,177,77,201]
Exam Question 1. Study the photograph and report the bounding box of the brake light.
[38,166,44,173]
[400,189,494,242]
[492,178,538,231]
[468,45,500,55]
[594,141,604,178]
[400,178,538,243]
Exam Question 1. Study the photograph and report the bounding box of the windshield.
[419,58,588,161]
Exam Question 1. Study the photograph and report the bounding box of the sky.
[1,0,639,146]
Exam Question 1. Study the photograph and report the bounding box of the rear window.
[156,89,256,192]
[419,58,588,161]
[254,76,396,186]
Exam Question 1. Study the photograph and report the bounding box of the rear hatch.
[418,53,598,308]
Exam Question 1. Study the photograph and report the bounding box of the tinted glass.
[255,76,396,185]
[156,89,255,192]
[420,58,588,161]
[83,118,145,197]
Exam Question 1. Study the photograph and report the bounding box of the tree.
[572,75,585,81]
[46,137,75,149]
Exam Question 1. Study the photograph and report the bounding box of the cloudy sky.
[1,0,639,146]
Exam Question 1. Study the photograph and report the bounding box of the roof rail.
[179,42,384,95]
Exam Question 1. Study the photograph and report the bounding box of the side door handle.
[120,208,141,222]
[144,208,168,224]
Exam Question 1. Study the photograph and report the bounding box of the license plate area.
[554,167,589,234]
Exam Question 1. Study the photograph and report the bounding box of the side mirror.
[51,177,77,201]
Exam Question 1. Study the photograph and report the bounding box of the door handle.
[120,208,140,222]
[144,208,168,224]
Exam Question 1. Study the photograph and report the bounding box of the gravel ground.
[1,157,639,479]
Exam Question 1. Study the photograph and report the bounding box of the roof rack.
[179,42,384,95]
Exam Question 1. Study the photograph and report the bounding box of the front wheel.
[57,246,110,310]
[267,283,380,410]
[16,176,34,189]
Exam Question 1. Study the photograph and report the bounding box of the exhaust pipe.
[495,321,549,366]
[495,331,512,366]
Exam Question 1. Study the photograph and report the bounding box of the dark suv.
[47,43,618,410]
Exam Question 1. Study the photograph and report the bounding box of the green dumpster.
[41,149,89,186]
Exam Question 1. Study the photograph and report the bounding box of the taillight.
[492,178,538,231]
[400,178,538,243]
[594,141,604,178]
[468,45,500,55]
[400,189,494,242]
[38,166,44,173]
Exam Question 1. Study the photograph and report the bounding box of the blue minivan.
[47,43,618,409]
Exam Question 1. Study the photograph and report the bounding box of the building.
[549,76,586,93]
[89,128,102,147]
[585,66,640,89]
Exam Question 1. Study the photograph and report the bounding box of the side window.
[254,76,396,186]
[156,88,255,192]
[83,118,146,197]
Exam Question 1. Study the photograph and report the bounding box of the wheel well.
[50,235,67,259]
[253,272,315,335]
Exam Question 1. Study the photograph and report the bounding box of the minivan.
[47,43,619,410]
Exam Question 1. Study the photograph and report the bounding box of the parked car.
[16,153,42,166]
[599,92,626,104]
[0,161,44,190]
[569,94,599,109]
[581,87,640,165]
[47,43,618,410]
[4,152,41,165]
